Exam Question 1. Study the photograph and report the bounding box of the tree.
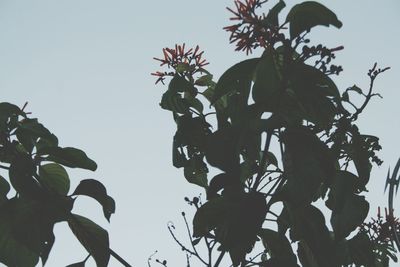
[151,0,397,266]
[0,102,132,266]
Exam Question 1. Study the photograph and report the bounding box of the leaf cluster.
[154,1,391,266]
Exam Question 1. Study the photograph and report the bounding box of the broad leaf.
[73,179,115,222]
[193,192,267,266]
[9,154,42,197]
[160,90,190,114]
[286,1,342,39]
[259,228,298,266]
[183,156,208,188]
[264,0,286,27]
[0,175,10,201]
[0,102,23,131]
[168,75,196,94]
[39,163,70,195]
[68,214,110,267]
[212,58,259,103]
[252,51,281,109]
[331,194,369,240]
[42,147,97,171]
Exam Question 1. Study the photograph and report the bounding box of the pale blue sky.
[0,1,399,266]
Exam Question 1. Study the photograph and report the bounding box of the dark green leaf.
[325,171,362,212]
[259,228,298,266]
[160,90,190,114]
[168,75,196,94]
[252,52,281,109]
[66,261,86,267]
[0,102,23,131]
[72,179,115,222]
[193,192,267,266]
[205,126,241,173]
[212,58,259,103]
[264,0,286,27]
[42,147,97,171]
[39,163,70,195]
[0,175,10,201]
[286,1,342,39]
[331,194,369,240]
[9,154,42,197]
[348,232,375,266]
[195,74,214,87]
[281,126,335,206]
[183,156,208,188]
[68,214,110,267]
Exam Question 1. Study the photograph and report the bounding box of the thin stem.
[213,251,226,267]
[252,130,273,191]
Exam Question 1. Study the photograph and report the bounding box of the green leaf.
[168,75,197,94]
[264,0,286,27]
[160,90,190,114]
[348,232,375,266]
[331,194,369,240]
[39,163,70,195]
[347,85,363,94]
[66,261,86,267]
[9,154,42,197]
[205,126,241,173]
[42,147,97,171]
[72,179,116,222]
[0,175,10,201]
[195,74,214,87]
[183,157,208,188]
[212,58,259,103]
[0,102,23,131]
[0,197,57,267]
[325,171,362,212]
[259,228,298,266]
[289,63,339,128]
[286,1,342,39]
[193,192,267,266]
[281,126,335,206]
[252,51,281,109]
[68,214,110,267]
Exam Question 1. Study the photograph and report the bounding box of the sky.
[0,0,399,266]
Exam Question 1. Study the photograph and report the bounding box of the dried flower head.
[361,207,400,243]
[152,44,209,84]
[224,0,281,54]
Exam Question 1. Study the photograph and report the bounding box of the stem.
[110,248,133,267]
[252,130,273,191]
[213,251,226,267]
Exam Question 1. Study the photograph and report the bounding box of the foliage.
[0,102,118,266]
[152,0,393,266]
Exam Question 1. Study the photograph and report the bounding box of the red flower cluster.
[361,207,400,243]
[152,44,209,84]
[224,0,278,54]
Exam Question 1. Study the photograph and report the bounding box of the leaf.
[193,192,267,266]
[286,1,342,39]
[0,175,10,201]
[289,63,339,128]
[259,228,298,266]
[42,147,97,171]
[212,58,259,103]
[195,74,214,87]
[348,232,375,266]
[39,163,70,195]
[183,156,208,188]
[68,214,110,267]
[264,0,286,27]
[9,154,42,197]
[66,261,86,267]
[168,75,196,94]
[72,179,115,222]
[281,126,335,206]
[0,197,57,267]
[325,171,362,212]
[331,194,369,240]
[347,85,363,95]
[252,51,281,110]
[160,90,190,114]
[205,126,241,173]
[0,102,23,130]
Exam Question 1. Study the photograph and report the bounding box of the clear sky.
[0,0,399,266]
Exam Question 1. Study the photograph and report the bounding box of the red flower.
[152,44,209,84]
